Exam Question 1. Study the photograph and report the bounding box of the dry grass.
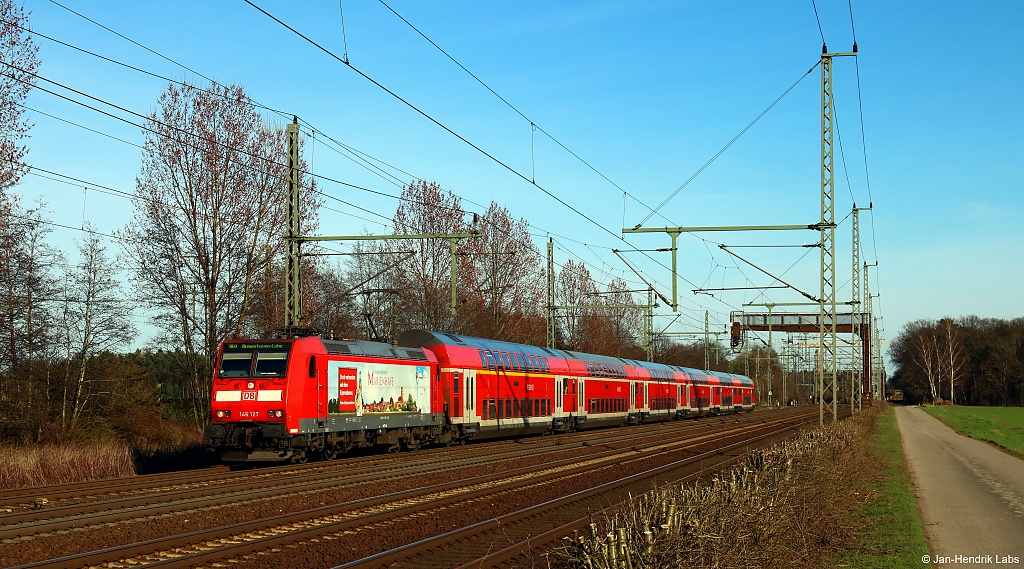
[0,442,137,490]
[551,409,878,568]
[0,413,207,490]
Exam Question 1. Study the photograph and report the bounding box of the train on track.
[204,330,756,463]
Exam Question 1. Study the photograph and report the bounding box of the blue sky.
[12,1,1024,372]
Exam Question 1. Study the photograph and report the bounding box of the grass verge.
[922,405,1024,459]
[830,405,929,568]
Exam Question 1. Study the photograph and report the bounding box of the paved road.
[896,406,1024,568]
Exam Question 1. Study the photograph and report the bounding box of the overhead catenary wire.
[375,0,676,229]
[19,11,665,304]
[41,2,752,328]
[244,0,753,324]
[30,3,848,340]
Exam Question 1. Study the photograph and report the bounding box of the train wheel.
[291,453,308,464]
[323,448,338,461]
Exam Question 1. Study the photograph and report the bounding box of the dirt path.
[895,406,1024,568]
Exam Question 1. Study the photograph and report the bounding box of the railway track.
[0,414,755,538]
[0,407,833,568]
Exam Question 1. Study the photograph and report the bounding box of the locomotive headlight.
[269,410,284,418]
[216,410,224,418]
[247,381,255,389]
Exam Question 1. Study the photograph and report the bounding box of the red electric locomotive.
[204,330,756,463]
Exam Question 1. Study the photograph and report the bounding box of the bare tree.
[121,81,319,427]
[911,323,940,403]
[60,226,136,430]
[602,276,643,357]
[463,202,545,343]
[937,317,967,405]
[389,180,471,333]
[555,259,598,351]
[0,0,39,193]
[0,201,61,440]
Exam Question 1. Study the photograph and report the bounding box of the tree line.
[888,317,1024,406]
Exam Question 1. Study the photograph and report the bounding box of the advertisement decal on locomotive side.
[326,360,430,415]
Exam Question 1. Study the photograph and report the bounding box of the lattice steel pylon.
[646,288,654,361]
[285,118,302,330]
[851,207,866,412]
[864,261,878,397]
[547,238,556,348]
[818,46,856,425]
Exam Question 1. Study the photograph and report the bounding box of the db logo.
[242,391,257,401]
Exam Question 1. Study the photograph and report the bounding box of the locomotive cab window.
[219,352,252,377]
[255,351,288,377]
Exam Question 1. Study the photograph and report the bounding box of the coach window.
[308,355,316,378]
[478,350,487,369]
[454,371,460,394]
[488,399,497,419]
[505,398,512,418]
[484,351,496,370]
[497,398,504,418]
[499,352,510,370]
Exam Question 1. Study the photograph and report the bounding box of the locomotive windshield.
[218,341,292,378]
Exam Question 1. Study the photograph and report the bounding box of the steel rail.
[337,411,823,568]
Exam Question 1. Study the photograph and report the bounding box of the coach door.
[629,381,638,412]
[555,378,564,415]
[312,356,326,426]
[464,371,474,420]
